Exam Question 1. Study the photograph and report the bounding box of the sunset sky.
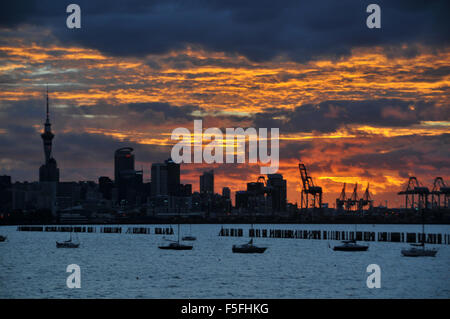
[0,1,449,207]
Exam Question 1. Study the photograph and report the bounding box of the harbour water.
[0,224,449,298]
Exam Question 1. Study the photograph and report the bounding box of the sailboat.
[232,217,267,254]
[401,242,437,257]
[232,238,267,253]
[182,223,196,241]
[401,208,438,257]
[333,222,368,252]
[158,221,193,250]
[56,232,80,248]
[333,239,368,251]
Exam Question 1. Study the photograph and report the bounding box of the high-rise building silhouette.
[114,147,135,183]
[114,147,141,202]
[98,176,114,200]
[200,170,214,195]
[267,174,287,212]
[0,175,12,212]
[222,187,231,199]
[150,158,181,197]
[39,87,59,182]
[179,184,192,196]
[151,163,168,196]
[165,158,180,195]
[235,190,248,209]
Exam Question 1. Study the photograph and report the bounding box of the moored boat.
[158,240,193,250]
[181,224,196,241]
[333,240,368,251]
[182,235,196,241]
[401,204,438,257]
[56,240,80,248]
[401,243,437,257]
[56,232,79,248]
[158,220,193,250]
[232,239,267,254]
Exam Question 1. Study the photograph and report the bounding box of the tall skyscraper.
[151,163,168,196]
[150,158,181,197]
[165,158,180,195]
[200,170,214,195]
[267,174,287,212]
[39,87,59,182]
[114,147,138,202]
[114,147,135,183]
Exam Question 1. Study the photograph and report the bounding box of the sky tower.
[39,86,59,182]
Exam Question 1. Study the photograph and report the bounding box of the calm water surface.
[0,224,449,298]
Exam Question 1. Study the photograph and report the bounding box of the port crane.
[336,183,346,210]
[298,162,322,209]
[431,177,449,209]
[358,183,373,211]
[336,182,373,212]
[398,177,429,210]
[346,183,359,211]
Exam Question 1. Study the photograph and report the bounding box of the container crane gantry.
[298,162,322,209]
[398,176,429,210]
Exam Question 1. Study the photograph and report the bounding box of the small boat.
[182,235,196,241]
[56,232,79,248]
[182,224,196,241]
[232,239,267,254]
[158,222,193,250]
[56,240,80,248]
[401,206,438,257]
[401,243,437,257]
[333,240,368,251]
[0,235,7,242]
[158,240,193,250]
[332,221,368,252]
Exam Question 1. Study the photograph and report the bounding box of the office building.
[267,174,287,212]
[165,158,180,195]
[200,170,214,195]
[151,163,168,196]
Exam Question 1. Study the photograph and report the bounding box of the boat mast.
[177,205,180,243]
[421,207,425,249]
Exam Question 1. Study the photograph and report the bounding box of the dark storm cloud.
[1,0,448,62]
[0,98,203,131]
[343,134,450,173]
[55,131,170,164]
[278,140,314,161]
[252,99,447,133]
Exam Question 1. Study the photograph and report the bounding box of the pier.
[14,225,450,245]
[218,227,450,245]
[16,225,174,235]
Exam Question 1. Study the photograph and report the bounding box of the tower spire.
[39,83,59,184]
[46,84,49,123]
[42,84,54,164]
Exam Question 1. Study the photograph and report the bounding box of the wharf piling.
[218,227,448,245]
[17,225,174,235]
